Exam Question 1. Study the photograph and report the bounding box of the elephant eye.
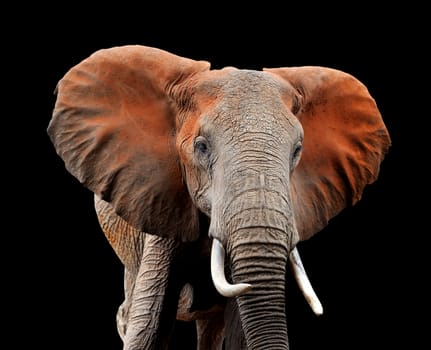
[194,136,209,155]
[292,142,302,167]
[194,135,213,161]
[194,136,212,170]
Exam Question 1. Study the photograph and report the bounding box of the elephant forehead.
[198,69,286,99]
[194,70,300,137]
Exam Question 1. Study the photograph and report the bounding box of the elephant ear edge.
[47,45,211,242]
[265,66,391,241]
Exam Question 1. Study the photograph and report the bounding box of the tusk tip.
[222,283,253,298]
[311,303,324,316]
[240,283,253,294]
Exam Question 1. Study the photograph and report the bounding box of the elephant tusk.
[210,238,252,297]
[289,247,324,316]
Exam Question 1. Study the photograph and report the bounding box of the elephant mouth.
[210,238,323,315]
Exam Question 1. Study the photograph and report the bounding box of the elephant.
[47,45,391,349]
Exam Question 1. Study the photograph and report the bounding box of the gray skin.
[47,45,391,350]
[95,71,302,349]
[191,71,302,349]
[95,195,225,349]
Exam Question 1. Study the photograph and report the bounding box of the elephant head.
[47,45,391,349]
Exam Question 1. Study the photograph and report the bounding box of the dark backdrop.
[12,5,425,350]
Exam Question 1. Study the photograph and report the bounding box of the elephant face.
[177,68,303,236]
[47,45,391,349]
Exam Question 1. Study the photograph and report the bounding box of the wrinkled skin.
[47,45,391,349]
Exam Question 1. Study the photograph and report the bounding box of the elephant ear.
[48,45,210,241]
[265,67,391,241]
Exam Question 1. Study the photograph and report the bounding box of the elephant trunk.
[228,228,289,350]
[209,163,296,349]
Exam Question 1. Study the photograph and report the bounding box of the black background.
[11,5,425,349]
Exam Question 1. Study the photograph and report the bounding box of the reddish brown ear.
[48,45,210,241]
[265,67,391,241]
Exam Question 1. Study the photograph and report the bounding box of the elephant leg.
[196,310,225,350]
[123,234,180,350]
[176,283,225,349]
